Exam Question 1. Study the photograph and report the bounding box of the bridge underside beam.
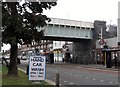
[43,36,91,42]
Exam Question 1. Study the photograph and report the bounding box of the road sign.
[99,39,105,45]
[29,56,46,80]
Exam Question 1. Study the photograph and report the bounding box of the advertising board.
[29,56,46,80]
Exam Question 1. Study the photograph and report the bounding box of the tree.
[2,1,57,77]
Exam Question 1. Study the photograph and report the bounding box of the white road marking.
[73,66,118,73]
[70,74,72,75]
[93,78,96,80]
[69,83,74,84]
[100,80,104,82]
[78,75,82,77]
[87,68,102,71]
[102,69,118,72]
[75,75,78,77]
[76,67,82,68]
[86,77,89,79]
[109,82,113,84]
[64,81,67,83]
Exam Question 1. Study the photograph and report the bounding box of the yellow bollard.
[104,51,106,67]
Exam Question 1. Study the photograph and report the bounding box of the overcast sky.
[43,0,119,25]
[1,0,120,51]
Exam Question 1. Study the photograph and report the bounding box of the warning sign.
[99,39,105,45]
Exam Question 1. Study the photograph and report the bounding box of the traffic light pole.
[100,27,107,67]
[104,51,106,67]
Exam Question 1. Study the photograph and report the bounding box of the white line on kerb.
[18,68,26,73]
[76,67,81,68]
[18,68,56,85]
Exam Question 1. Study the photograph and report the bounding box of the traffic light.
[97,34,101,39]
[103,44,108,49]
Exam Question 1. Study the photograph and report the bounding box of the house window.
[55,42,56,46]
[59,42,61,45]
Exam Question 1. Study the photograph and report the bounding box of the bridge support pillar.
[72,40,94,64]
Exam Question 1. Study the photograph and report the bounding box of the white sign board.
[29,56,46,80]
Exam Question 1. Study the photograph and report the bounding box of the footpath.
[51,62,119,72]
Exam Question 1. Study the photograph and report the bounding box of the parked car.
[21,56,27,60]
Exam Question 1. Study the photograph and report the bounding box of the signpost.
[29,55,46,81]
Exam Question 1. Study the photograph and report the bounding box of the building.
[17,17,119,65]
[106,25,117,38]
[95,23,119,64]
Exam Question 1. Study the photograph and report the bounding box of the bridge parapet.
[48,18,94,29]
[37,18,94,40]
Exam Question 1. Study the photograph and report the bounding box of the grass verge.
[0,66,2,86]
[2,65,49,86]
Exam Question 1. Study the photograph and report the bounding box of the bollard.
[56,73,59,87]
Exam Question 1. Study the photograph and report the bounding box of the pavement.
[47,62,119,72]
[79,64,119,71]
